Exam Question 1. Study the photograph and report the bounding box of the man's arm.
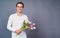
[7,15,15,32]
[24,15,30,30]
[7,15,22,34]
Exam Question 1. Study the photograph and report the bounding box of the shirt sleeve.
[25,15,31,23]
[7,15,15,32]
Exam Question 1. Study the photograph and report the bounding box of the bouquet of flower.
[21,20,30,31]
[17,20,36,35]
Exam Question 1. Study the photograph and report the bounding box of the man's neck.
[17,12,22,16]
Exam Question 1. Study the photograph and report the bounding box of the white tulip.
[33,27,36,29]
[33,23,35,25]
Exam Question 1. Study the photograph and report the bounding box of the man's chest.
[13,16,25,24]
[12,16,25,29]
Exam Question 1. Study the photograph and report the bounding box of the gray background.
[0,0,60,38]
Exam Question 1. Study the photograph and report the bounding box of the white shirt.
[7,13,29,38]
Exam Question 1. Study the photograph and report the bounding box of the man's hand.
[15,29,22,34]
[25,26,29,30]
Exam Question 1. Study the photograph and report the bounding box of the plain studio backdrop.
[0,0,60,38]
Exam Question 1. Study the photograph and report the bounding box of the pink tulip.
[29,22,33,28]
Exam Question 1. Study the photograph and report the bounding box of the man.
[7,2,29,38]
